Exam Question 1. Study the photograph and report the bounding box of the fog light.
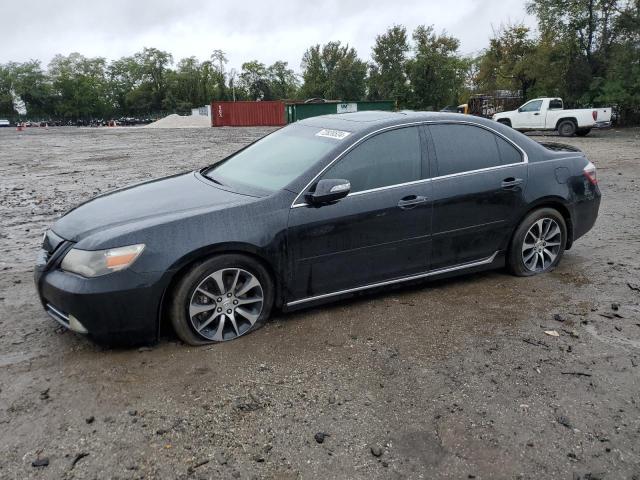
[68,314,88,334]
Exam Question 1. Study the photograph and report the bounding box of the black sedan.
[34,111,601,345]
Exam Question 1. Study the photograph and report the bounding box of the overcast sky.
[0,0,536,72]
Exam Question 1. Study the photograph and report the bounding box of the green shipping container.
[285,101,395,123]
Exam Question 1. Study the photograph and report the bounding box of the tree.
[132,47,173,112]
[107,56,140,115]
[239,60,271,100]
[48,53,110,119]
[526,0,637,106]
[527,0,625,73]
[300,41,367,100]
[0,61,52,118]
[210,49,228,76]
[267,61,299,99]
[406,26,468,109]
[592,0,640,122]
[368,25,410,104]
[476,24,538,98]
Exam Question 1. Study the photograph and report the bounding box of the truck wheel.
[558,120,577,137]
[575,129,591,137]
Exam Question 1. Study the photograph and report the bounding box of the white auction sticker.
[316,129,351,140]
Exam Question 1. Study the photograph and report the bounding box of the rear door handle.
[501,177,524,189]
[397,195,428,209]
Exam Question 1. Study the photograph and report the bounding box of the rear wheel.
[557,120,577,137]
[575,128,591,137]
[508,208,567,277]
[169,254,274,345]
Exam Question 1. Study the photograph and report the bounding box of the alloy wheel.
[188,268,264,341]
[521,217,562,272]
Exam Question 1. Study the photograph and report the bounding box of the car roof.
[294,110,552,165]
[298,110,502,133]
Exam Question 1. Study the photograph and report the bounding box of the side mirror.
[517,107,523,113]
[306,179,351,205]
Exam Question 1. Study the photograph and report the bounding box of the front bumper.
[35,245,165,345]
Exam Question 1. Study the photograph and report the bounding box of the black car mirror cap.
[306,179,351,205]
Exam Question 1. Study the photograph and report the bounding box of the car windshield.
[204,124,344,193]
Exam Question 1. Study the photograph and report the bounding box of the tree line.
[1,0,638,124]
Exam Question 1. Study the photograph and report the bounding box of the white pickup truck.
[492,97,612,137]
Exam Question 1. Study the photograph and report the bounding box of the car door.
[514,99,544,129]
[286,126,432,302]
[426,122,528,270]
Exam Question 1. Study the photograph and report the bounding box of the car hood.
[53,172,257,242]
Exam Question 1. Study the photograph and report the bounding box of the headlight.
[61,244,145,277]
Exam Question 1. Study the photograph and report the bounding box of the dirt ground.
[0,125,638,480]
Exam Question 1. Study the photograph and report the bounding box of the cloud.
[0,0,536,70]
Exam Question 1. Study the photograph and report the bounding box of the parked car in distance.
[35,111,601,346]
[492,97,611,137]
[0,119,10,127]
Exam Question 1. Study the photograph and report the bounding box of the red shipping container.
[211,101,286,127]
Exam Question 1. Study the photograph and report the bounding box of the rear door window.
[429,124,522,176]
[322,126,422,193]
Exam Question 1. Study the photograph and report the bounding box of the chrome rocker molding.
[286,251,499,307]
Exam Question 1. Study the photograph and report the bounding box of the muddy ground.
[0,125,638,480]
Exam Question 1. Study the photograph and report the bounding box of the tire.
[169,254,274,345]
[575,128,591,137]
[507,208,567,277]
[497,119,512,128]
[557,120,577,137]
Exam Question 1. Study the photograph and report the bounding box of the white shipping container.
[191,105,211,117]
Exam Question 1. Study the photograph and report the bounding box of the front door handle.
[397,195,428,209]
[501,177,524,189]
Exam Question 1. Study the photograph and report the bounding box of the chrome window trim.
[290,120,528,208]
[342,177,432,198]
[285,251,499,307]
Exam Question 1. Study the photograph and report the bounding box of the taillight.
[583,161,597,185]
[592,110,598,121]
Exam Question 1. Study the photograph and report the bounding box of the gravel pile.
[145,113,211,129]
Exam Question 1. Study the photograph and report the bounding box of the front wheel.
[507,208,567,277]
[169,254,274,345]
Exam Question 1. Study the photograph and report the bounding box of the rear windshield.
[204,124,347,193]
